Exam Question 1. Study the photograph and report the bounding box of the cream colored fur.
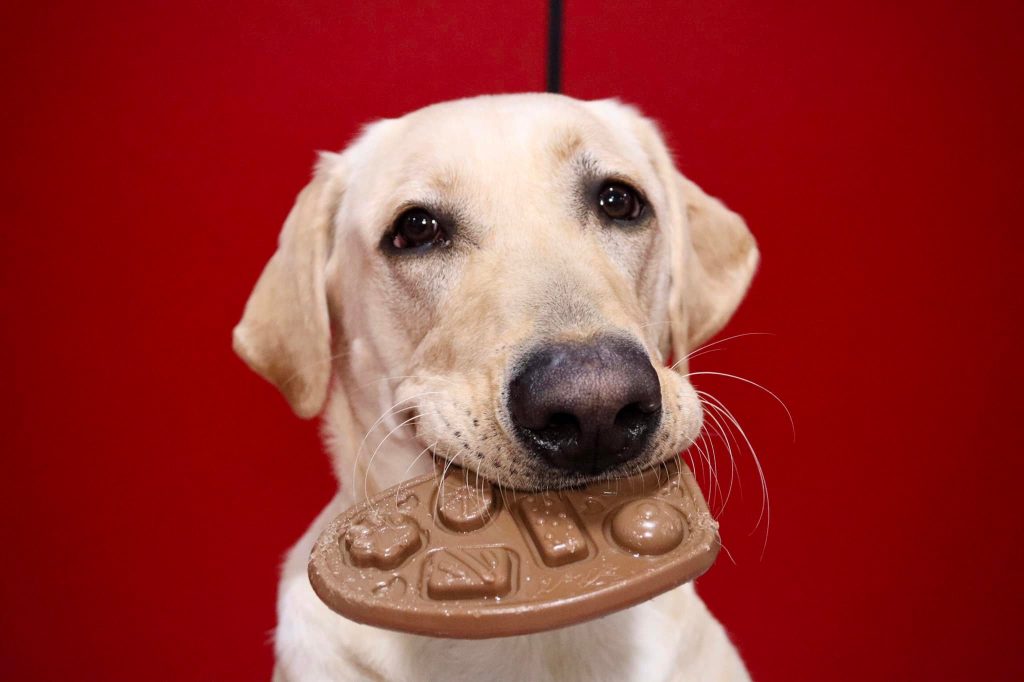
[235,94,757,682]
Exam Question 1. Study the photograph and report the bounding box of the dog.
[234,93,758,682]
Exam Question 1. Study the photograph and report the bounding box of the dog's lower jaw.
[272,491,750,682]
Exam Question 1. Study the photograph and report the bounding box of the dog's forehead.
[344,96,658,223]
[394,94,644,159]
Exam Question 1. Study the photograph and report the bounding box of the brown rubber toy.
[308,458,719,638]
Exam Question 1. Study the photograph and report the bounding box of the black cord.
[547,0,563,93]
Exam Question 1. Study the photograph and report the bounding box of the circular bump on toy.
[610,499,687,556]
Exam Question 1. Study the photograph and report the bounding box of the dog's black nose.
[508,335,662,475]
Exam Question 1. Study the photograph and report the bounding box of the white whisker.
[697,397,741,511]
[353,374,458,392]
[670,332,777,371]
[349,390,444,500]
[685,370,795,440]
[364,411,437,507]
[697,390,771,557]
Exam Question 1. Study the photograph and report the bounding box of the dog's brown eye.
[598,183,644,221]
[391,209,443,249]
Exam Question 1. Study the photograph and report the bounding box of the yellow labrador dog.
[235,94,757,682]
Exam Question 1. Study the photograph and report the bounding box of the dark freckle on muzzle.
[507,334,662,475]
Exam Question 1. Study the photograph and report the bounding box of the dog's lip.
[428,450,657,492]
[527,462,654,491]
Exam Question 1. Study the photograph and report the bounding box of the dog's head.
[234,94,757,491]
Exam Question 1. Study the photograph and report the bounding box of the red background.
[3,1,1022,680]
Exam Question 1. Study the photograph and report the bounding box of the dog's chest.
[314,591,691,682]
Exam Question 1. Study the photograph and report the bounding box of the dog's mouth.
[398,345,702,493]
[428,440,679,493]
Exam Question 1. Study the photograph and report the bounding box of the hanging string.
[547,0,563,93]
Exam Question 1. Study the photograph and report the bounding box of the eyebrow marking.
[427,165,464,194]
[549,129,585,164]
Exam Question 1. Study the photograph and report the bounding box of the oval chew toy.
[308,459,720,638]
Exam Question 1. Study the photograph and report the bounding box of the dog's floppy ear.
[232,154,342,418]
[668,174,759,359]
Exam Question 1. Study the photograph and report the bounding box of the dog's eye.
[390,209,444,250]
[597,182,644,221]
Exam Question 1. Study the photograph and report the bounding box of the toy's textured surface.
[309,460,719,638]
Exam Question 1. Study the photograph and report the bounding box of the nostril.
[614,401,659,432]
[547,412,578,429]
[535,412,579,445]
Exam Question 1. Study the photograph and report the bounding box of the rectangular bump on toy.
[518,493,589,567]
